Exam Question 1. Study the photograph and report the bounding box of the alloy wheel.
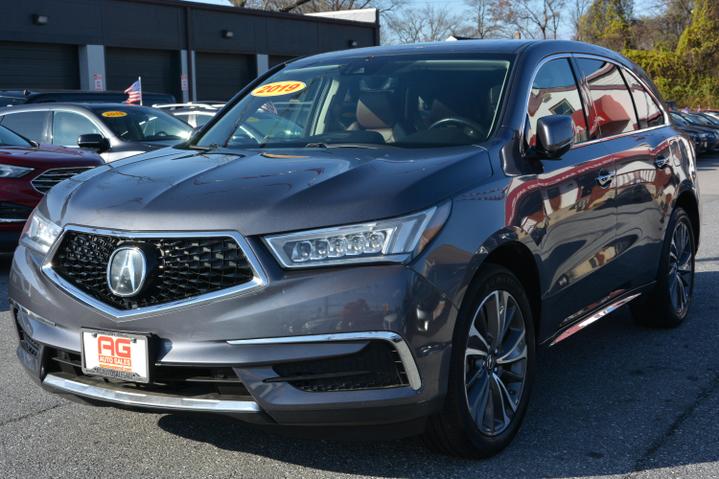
[463,290,528,436]
[668,221,694,316]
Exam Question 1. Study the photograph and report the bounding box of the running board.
[549,292,642,346]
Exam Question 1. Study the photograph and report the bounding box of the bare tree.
[238,0,405,13]
[386,3,464,43]
[463,0,504,38]
[496,0,566,39]
[570,0,592,39]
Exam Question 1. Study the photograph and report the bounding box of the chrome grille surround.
[42,225,268,320]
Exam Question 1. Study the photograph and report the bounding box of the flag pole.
[138,76,143,106]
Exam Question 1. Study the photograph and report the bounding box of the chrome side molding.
[549,292,642,346]
[43,374,261,413]
[228,331,423,391]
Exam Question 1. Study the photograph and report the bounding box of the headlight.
[20,211,62,255]
[264,203,451,268]
[0,164,33,178]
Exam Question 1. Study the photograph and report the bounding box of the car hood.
[44,145,492,236]
[0,144,103,168]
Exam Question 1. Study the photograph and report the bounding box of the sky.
[185,0,658,40]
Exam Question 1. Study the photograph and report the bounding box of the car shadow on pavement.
[158,272,719,478]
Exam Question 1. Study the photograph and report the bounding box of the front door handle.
[654,155,670,169]
[596,172,615,188]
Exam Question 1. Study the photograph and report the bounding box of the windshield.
[197,54,512,149]
[0,125,32,147]
[671,113,688,126]
[91,106,192,142]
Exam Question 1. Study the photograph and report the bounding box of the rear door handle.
[654,155,670,169]
[596,172,615,188]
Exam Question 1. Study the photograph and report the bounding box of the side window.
[576,59,638,138]
[1,111,49,142]
[622,70,665,129]
[527,58,588,148]
[52,111,101,146]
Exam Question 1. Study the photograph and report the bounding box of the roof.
[289,39,626,67]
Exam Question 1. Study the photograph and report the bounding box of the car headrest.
[356,92,397,130]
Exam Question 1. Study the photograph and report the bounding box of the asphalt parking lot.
[1,157,718,479]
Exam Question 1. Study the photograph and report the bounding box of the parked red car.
[0,125,102,251]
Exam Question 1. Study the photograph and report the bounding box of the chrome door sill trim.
[549,292,642,346]
[228,331,422,391]
[43,374,261,413]
[41,225,269,321]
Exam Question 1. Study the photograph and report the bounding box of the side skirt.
[545,287,649,347]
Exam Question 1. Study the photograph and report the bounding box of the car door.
[51,110,103,148]
[575,58,666,291]
[619,67,677,288]
[521,57,620,337]
[0,110,51,143]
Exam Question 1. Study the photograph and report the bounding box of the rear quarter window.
[622,70,665,129]
[0,111,49,143]
[576,59,639,139]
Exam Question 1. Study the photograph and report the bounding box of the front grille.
[52,231,255,310]
[31,167,94,194]
[0,202,33,221]
[272,342,409,392]
[45,348,252,400]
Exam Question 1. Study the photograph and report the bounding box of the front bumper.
[10,243,456,427]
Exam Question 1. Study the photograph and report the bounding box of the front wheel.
[423,264,535,458]
[631,207,695,328]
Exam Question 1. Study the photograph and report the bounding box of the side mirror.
[536,115,574,159]
[77,133,110,153]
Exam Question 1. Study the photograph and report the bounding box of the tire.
[631,207,695,328]
[423,264,536,458]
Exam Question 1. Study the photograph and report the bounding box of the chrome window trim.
[227,331,422,391]
[0,218,27,223]
[520,52,671,155]
[42,225,269,321]
[43,373,261,413]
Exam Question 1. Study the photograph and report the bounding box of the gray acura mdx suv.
[9,40,699,458]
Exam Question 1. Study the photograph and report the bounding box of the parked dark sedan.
[670,112,716,153]
[0,125,102,251]
[9,40,699,458]
[0,103,192,162]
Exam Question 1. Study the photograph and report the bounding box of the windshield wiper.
[303,142,383,149]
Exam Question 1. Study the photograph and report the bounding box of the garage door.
[0,42,79,90]
[195,52,256,102]
[106,48,180,100]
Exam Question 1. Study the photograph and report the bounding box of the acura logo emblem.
[107,247,147,297]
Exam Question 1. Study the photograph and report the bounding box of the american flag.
[124,78,142,105]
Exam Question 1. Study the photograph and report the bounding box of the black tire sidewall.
[442,264,536,457]
[655,207,696,324]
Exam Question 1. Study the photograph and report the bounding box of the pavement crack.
[624,371,719,478]
[0,402,65,428]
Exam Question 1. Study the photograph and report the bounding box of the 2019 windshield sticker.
[101,111,128,118]
[251,81,306,97]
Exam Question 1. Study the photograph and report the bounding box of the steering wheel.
[428,117,486,139]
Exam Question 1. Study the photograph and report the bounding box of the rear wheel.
[631,207,695,328]
[423,264,535,458]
